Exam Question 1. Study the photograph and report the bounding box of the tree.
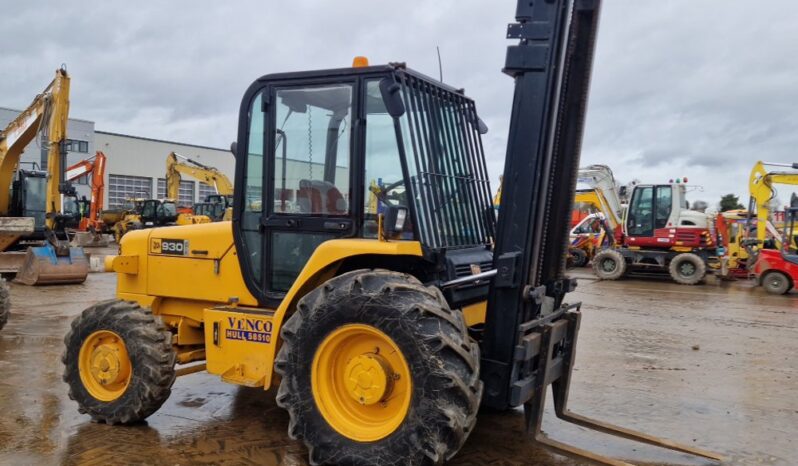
[719,194,744,212]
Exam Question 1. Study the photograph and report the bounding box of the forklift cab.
[234,64,495,302]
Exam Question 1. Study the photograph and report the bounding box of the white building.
[1,107,234,209]
[95,131,234,208]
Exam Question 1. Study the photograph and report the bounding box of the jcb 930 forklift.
[63,1,722,464]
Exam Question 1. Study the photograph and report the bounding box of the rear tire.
[275,269,482,466]
[568,248,589,268]
[0,278,9,331]
[668,253,706,285]
[592,249,626,280]
[762,271,791,295]
[62,300,176,424]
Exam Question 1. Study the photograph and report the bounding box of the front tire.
[592,249,627,280]
[62,300,176,424]
[568,248,589,268]
[762,271,791,295]
[275,270,482,465]
[0,278,9,331]
[669,253,706,285]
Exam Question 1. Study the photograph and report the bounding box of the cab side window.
[272,85,352,216]
[362,80,412,238]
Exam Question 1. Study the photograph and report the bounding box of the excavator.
[113,152,217,243]
[0,67,88,292]
[576,165,717,284]
[716,161,798,279]
[65,151,109,247]
[567,165,625,267]
[747,161,798,248]
[166,151,233,221]
[62,2,722,464]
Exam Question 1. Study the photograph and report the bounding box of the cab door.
[625,185,674,248]
[235,81,357,304]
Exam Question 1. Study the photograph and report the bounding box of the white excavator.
[578,165,717,284]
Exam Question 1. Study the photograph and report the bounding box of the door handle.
[262,217,302,228]
[324,221,352,231]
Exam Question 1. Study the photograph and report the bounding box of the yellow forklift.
[62,2,721,464]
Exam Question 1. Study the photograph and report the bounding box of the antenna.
[436,46,443,82]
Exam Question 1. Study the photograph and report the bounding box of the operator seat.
[297,179,348,215]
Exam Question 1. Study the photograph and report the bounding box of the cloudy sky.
[4,0,798,208]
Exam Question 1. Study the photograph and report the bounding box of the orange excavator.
[65,151,108,247]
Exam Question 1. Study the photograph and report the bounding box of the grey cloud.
[3,0,798,206]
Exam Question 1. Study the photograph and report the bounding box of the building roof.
[95,130,229,152]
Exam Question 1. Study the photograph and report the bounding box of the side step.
[524,311,724,465]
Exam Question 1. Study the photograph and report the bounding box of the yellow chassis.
[108,221,486,389]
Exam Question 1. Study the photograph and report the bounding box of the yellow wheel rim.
[78,330,132,402]
[311,324,412,442]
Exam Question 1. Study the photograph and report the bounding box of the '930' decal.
[151,238,188,255]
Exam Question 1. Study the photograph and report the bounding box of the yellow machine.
[62,3,722,464]
[112,197,210,243]
[0,66,88,290]
[748,160,798,245]
[714,209,774,278]
[166,151,233,221]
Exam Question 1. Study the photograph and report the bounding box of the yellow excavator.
[166,152,233,221]
[717,161,798,278]
[62,2,722,465]
[0,67,88,294]
[110,153,216,242]
[748,160,798,246]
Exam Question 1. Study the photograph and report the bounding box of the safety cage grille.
[396,72,495,250]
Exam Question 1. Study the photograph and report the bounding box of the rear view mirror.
[477,117,488,135]
[379,78,405,117]
[382,205,409,239]
[230,141,237,158]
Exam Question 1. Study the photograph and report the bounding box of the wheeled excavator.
[576,165,717,284]
[166,151,233,221]
[62,2,722,464]
[0,68,88,292]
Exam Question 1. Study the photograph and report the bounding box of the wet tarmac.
[0,267,795,465]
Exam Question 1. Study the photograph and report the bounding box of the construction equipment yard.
[0,261,793,465]
[6,1,798,465]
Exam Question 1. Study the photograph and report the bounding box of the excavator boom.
[576,164,624,227]
[166,151,233,199]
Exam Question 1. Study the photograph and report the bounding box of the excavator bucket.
[72,231,109,248]
[13,244,89,286]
